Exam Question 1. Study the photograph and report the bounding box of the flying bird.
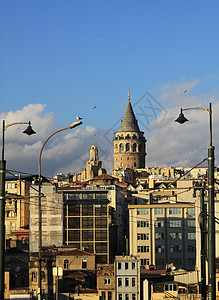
[184,90,188,93]
[76,116,83,120]
[92,106,96,109]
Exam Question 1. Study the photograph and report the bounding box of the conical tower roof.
[119,93,140,132]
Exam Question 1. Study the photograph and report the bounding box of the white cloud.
[2,81,219,179]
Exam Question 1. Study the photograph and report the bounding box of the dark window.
[95,204,107,216]
[125,278,129,286]
[82,243,93,252]
[132,278,135,287]
[108,291,112,300]
[68,230,80,241]
[118,278,122,287]
[68,217,80,229]
[96,255,107,263]
[118,262,121,269]
[82,230,93,241]
[82,260,87,268]
[95,242,107,253]
[125,262,128,269]
[95,217,107,228]
[64,259,69,269]
[95,230,107,241]
[82,204,93,216]
[82,217,93,228]
[68,205,80,216]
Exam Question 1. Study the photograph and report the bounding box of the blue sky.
[1,1,219,177]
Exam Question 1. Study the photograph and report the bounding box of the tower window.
[133,143,137,152]
[126,143,130,151]
[134,162,136,167]
[119,144,124,151]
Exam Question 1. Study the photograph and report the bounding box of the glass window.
[118,262,121,269]
[125,294,129,300]
[95,204,107,216]
[82,217,93,228]
[169,208,181,215]
[155,208,163,215]
[137,208,149,215]
[95,230,107,241]
[95,242,107,253]
[132,262,135,270]
[132,278,136,287]
[169,220,181,227]
[132,295,136,300]
[95,217,107,228]
[68,230,80,241]
[125,262,128,269]
[68,204,80,216]
[155,220,164,227]
[108,292,112,300]
[82,260,87,269]
[155,233,164,240]
[187,219,196,227]
[125,278,129,286]
[187,207,195,215]
[82,230,93,241]
[188,232,196,240]
[118,278,122,287]
[68,217,80,228]
[82,205,92,216]
[118,294,122,300]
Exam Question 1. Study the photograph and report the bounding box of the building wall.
[29,183,63,253]
[129,203,196,271]
[115,256,140,300]
[97,264,115,300]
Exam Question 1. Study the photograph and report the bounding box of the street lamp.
[175,103,215,300]
[37,120,82,300]
[0,120,36,299]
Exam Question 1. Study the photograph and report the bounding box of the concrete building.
[29,183,63,253]
[5,175,34,248]
[97,264,115,300]
[113,91,146,174]
[59,184,128,264]
[129,202,196,271]
[115,255,140,300]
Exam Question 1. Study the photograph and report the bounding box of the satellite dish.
[15,266,21,273]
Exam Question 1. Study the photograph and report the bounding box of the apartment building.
[115,255,140,300]
[129,203,196,270]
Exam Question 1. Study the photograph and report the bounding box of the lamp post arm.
[4,121,30,131]
[181,103,212,146]
[38,127,69,177]
[182,107,211,114]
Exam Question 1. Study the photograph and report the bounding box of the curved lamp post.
[175,103,215,300]
[37,120,82,300]
[0,120,36,299]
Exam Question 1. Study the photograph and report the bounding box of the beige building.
[97,264,115,300]
[129,202,196,271]
[5,175,34,248]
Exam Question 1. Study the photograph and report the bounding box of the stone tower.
[113,90,146,171]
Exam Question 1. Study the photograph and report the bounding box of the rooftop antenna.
[128,88,130,101]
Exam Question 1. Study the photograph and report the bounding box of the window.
[101,292,106,300]
[188,219,196,227]
[137,233,149,240]
[188,245,196,252]
[126,143,130,151]
[187,207,195,215]
[170,232,182,240]
[169,208,181,215]
[137,246,149,253]
[104,278,111,285]
[64,259,69,269]
[137,220,149,227]
[125,262,128,269]
[169,220,181,227]
[188,232,196,240]
[155,220,164,227]
[125,278,129,286]
[155,208,163,215]
[108,292,112,300]
[170,245,182,253]
[132,278,136,287]
[155,246,164,253]
[125,294,129,300]
[82,260,87,269]
[118,294,122,300]
[41,271,45,281]
[118,262,121,269]
[155,233,164,240]
[31,272,36,282]
[137,208,149,215]
[133,143,137,152]
[141,259,150,266]
[132,295,136,300]
[132,262,135,270]
[118,278,122,287]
